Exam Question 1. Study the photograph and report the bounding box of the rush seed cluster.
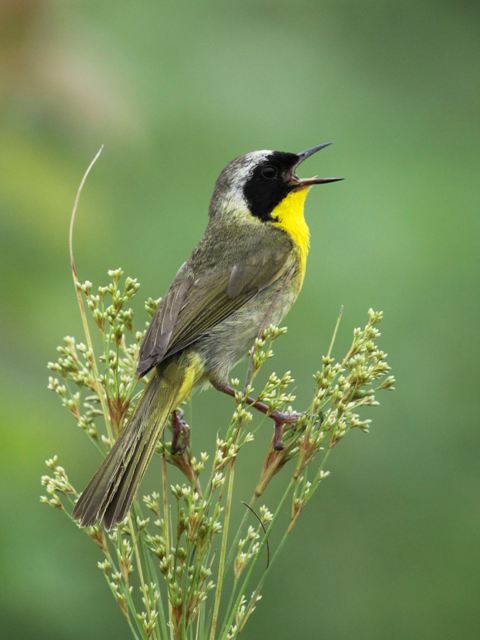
[43,269,394,640]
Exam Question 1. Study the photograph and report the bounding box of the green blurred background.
[1,1,479,638]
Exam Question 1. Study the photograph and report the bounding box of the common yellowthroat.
[73,144,342,529]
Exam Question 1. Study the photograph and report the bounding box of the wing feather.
[137,229,293,376]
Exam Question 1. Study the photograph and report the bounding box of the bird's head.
[209,144,342,224]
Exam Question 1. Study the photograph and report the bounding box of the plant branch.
[67,145,114,442]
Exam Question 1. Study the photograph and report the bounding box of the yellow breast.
[270,187,311,284]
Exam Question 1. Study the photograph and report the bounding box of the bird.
[73,143,342,529]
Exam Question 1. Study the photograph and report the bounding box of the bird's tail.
[73,356,201,529]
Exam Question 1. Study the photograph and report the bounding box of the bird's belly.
[196,276,301,385]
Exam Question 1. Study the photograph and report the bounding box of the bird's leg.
[213,382,300,451]
[171,409,190,454]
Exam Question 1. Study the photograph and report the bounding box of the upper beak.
[291,142,344,187]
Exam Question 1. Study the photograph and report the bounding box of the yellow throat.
[271,187,311,282]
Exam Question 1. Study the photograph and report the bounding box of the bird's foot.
[270,410,303,451]
[171,409,190,454]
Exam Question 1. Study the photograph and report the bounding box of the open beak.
[290,142,343,188]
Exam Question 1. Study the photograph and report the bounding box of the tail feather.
[102,426,156,529]
[73,368,182,529]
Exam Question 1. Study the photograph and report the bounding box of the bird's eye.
[261,165,278,179]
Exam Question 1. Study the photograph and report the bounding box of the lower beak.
[291,142,344,187]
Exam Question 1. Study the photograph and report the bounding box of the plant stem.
[225,492,257,570]
[129,514,160,640]
[162,452,174,640]
[219,479,294,639]
[133,505,169,640]
[327,304,344,358]
[209,461,236,640]
[68,146,114,443]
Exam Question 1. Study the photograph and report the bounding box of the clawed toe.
[171,409,190,454]
[271,410,304,450]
